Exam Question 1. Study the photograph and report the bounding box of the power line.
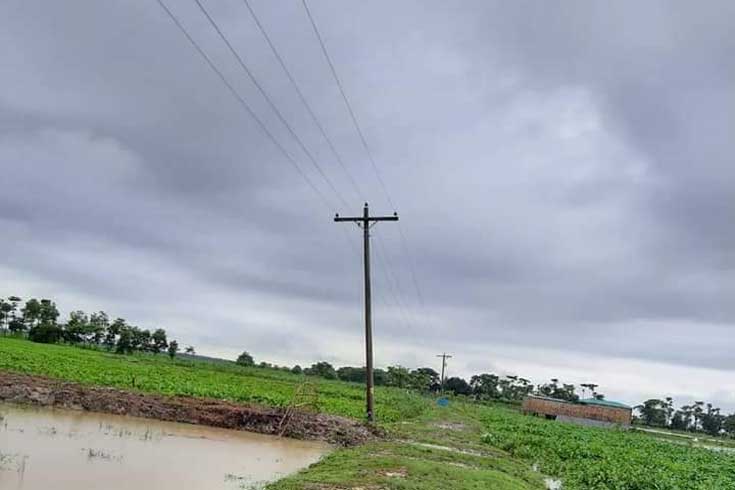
[301,0,393,210]
[156,0,380,332]
[241,0,365,202]
[397,223,425,307]
[242,0,415,326]
[192,0,350,209]
[202,0,412,321]
[236,0,415,322]
[161,0,410,336]
[301,0,427,314]
[373,231,413,331]
[154,0,334,211]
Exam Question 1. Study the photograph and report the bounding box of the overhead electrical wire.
[194,0,410,323]
[192,0,351,209]
[239,0,413,327]
[157,0,414,325]
[373,231,415,331]
[301,0,427,312]
[154,0,334,211]
[241,0,365,202]
[301,0,394,211]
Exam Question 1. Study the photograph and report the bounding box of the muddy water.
[0,403,329,490]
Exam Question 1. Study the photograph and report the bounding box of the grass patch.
[268,404,546,490]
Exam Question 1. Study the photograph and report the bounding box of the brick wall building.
[522,395,632,426]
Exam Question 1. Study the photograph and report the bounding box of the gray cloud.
[1,0,733,409]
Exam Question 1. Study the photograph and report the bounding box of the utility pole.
[335,203,398,423]
[436,352,452,394]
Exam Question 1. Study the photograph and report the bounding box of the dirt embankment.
[0,371,377,446]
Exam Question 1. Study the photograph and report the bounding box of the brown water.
[0,403,329,490]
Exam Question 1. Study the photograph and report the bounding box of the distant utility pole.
[335,203,398,423]
[436,352,453,394]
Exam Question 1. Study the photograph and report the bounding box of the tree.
[105,318,125,350]
[664,397,675,426]
[337,366,366,383]
[151,329,168,354]
[130,327,151,352]
[723,414,735,436]
[471,373,501,400]
[700,404,725,436]
[88,311,109,344]
[167,340,179,360]
[28,323,62,343]
[8,316,25,334]
[412,367,440,392]
[536,379,579,402]
[115,327,134,354]
[22,298,42,329]
[236,351,255,367]
[386,365,411,388]
[670,410,690,431]
[184,345,196,355]
[305,361,337,379]
[635,399,668,427]
[27,299,61,344]
[444,377,472,396]
[64,310,89,344]
[692,401,705,431]
[0,299,11,333]
[38,299,59,325]
[291,365,303,375]
[373,368,389,386]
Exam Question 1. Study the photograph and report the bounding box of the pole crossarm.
[334,203,398,422]
[334,215,398,223]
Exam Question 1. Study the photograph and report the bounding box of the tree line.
[636,397,735,437]
[0,295,192,358]
[234,348,600,403]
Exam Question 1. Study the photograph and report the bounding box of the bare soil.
[0,371,377,446]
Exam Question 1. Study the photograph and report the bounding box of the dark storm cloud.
[1,0,733,406]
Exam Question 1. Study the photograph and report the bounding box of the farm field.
[0,336,426,422]
[2,337,735,490]
[478,405,735,490]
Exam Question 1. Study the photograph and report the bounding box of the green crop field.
[0,337,427,422]
[3,336,735,490]
[478,404,735,490]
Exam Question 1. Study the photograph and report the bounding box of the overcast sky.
[1,1,733,410]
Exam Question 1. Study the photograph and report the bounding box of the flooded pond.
[0,403,329,490]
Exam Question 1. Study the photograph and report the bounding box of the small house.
[522,395,632,427]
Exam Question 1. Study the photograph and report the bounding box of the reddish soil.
[0,371,377,446]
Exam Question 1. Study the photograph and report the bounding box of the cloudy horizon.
[1,0,733,411]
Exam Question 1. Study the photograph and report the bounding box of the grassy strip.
[0,337,426,422]
[268,403,546,490]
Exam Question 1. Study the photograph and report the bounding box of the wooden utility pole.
[335,203,398,422]
[436,352,452,394]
